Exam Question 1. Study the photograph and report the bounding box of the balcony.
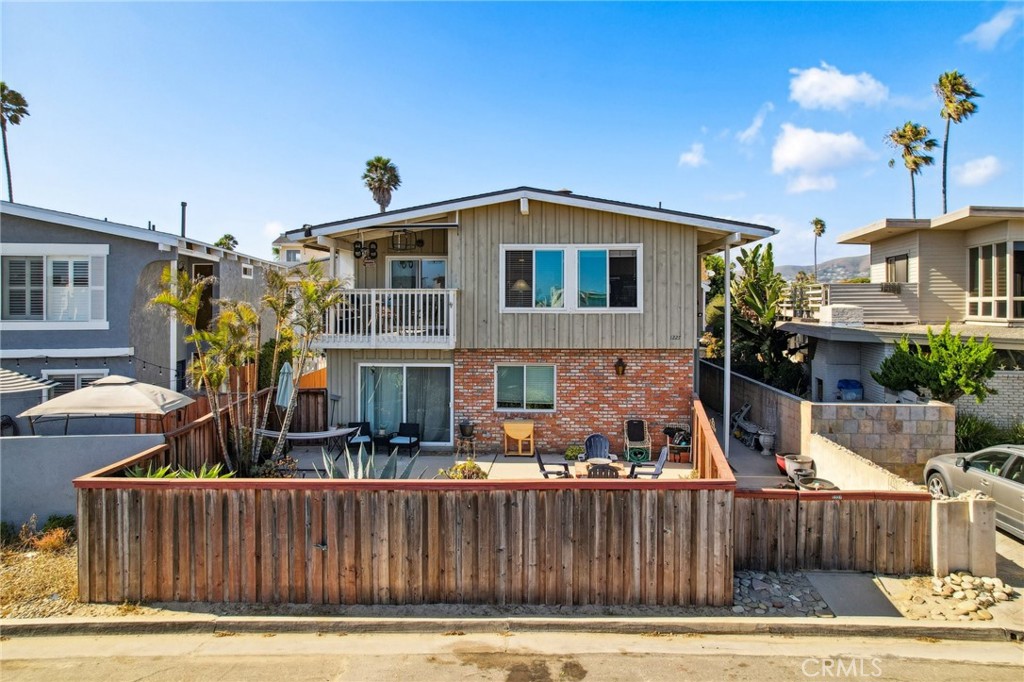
[316,288,457,350]
[782,282,919,325]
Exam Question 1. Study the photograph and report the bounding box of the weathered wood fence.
[733,489,931,574]
[75,399,737,607]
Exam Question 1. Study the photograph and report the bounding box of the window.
[388,257,447,289]
[241,264,254,279]
[885,254,908,283]
[501,245,641,312]
[495,364,555,411]
[968,243,1010,319]
[42,369,108,396]
[967,449,1011,476]
[285,249,301,262]
[0,245,107,329]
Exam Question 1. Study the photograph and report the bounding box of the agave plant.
[313,443,420,479]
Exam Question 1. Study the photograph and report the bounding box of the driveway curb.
[2,615,1021,642]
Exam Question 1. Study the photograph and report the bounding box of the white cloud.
[787,174,837,194]
[953,156,1003,186]
[262,220,285,240]
[788,62,889,111]
[772,123,874,175]
[961,6,1023,50]
[736,102,774,144]
[678,143,707,168]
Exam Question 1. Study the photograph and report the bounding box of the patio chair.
[583,433,617,461]
[629,445,670,479]
[346,421,372,452]
[535,449,571,479]
[390,422,421,457]
[587,463,619,479]
[624,419,651,463]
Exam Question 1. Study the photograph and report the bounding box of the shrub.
[439,460,488,480]
[41,514,76,534]
[956,413,1005,452]
[31,527,72,552]
[1003,421,1024,444]
[564,444,585,461]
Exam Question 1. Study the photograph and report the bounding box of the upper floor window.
[285,249,301,262]
[885,254,908,283]
[501,244,642,312]
[241,264,254,279]
[968,242,1009,319]
[0,244,108,329]
[42,369,108,396]
[388,257,447,289]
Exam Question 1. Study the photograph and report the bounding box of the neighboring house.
[0,202,283,434]
[781,206,1024,427]
[286,187,775,451]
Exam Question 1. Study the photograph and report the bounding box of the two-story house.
[285,187,775,452]
[0,201,283,434]
[781,206,1024,426]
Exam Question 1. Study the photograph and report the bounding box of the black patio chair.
[390,422,421,456]
[346,421,372,453]
[587,463,619,479]
[535,449,571,479]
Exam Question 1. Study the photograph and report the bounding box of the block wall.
[454,349,694,455]
[954,370,1024,429]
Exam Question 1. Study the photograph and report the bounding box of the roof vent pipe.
[180,202,187,237]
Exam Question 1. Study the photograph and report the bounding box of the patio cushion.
[390,436,417,444]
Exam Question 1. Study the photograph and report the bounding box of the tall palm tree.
[1,82,30,202]
[810,217,826,280]
[935,71,982,214]
[886,122,938,219]
[362,156,401,212]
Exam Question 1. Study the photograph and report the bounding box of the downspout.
[722,233,741,459]
[169,256,178,390]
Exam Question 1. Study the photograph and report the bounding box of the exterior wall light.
[614,357,627,376]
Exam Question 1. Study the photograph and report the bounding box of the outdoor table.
[574,459,627,479]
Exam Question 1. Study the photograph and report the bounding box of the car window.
[1003,456,1024,484]
[968,450,1011,475]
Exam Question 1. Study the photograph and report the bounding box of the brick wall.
[454,349,693,455]
[954,370,1024,429]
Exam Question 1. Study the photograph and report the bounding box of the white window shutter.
[90,256,106,321]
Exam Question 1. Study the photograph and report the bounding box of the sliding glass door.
[359,364,452,444]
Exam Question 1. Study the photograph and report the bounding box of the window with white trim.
[501,245,641,312]
[241,264,254,279]
[495,364,555,411]
[42,369,108,396]
[968,242,1009,319]
[1,247,107,325]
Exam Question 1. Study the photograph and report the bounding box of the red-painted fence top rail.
[736,487,932,502]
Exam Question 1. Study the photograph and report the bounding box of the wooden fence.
[74,398,737,607]
[733,489,932,574]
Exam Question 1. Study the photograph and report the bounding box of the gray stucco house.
[0,201,282,435]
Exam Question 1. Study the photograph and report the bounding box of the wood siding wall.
[918,231,966,324]
[733,490,931,574]
[870,232,919,284]
[449,201,698,350]
[352,229,450,289]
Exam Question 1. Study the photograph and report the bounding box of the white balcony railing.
[316,288,457,349]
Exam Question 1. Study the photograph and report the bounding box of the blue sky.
[2,1,1022,266]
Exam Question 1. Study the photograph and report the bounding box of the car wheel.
[927,472,949,497]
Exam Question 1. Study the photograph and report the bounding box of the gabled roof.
[1,201,281,268]
[838,206,1024,245]
[289,186,777,244]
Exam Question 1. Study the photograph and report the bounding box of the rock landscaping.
[887,571,1018,621]
[731,570,834,617]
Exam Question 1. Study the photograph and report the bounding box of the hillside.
[776,254,869,283]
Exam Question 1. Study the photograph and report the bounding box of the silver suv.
[923,445,1024,541]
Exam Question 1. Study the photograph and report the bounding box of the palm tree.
[935,71,981,214]
[362,156,401,212]
[810,217,826,280]
[886,122,938,219]
[214,233,238,251]
[1,82,30,202]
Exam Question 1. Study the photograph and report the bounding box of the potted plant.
[459,419,475,438]
[564,443,585,461]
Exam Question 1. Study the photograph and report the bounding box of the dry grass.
[0,545,78,617]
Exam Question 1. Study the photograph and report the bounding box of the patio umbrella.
[0,368,59,395]
[18,375,194,433]
[275,362,294,409]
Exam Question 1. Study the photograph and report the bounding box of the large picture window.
[968,242,1009,319]
[501,244,640,312]
[1,246,107,328]
[885,254,908,283]
[495,364,555,411]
